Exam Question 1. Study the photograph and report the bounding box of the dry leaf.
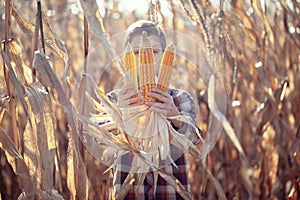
[67,139,76,199]
[115,173,135,200]
[1,51,30,124]
[0,127,35,199]
[12,6,69,68]
[23,93,41,187]
[208,75,245,156]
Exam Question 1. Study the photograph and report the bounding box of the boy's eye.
[132,49,161,55]
[153,49,161,54]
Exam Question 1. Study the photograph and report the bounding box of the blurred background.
[0,0,299,199]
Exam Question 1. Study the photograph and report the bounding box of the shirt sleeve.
[107,90,119,104]
[170,89,202,145]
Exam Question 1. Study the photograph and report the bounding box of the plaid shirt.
[107,88,200,200]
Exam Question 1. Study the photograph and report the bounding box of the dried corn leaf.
[203,162,227,200]
[157,169,191,200]
[23,94,41,187]
[67,138,88,200]
[121,150,193,200]
[0,53,7,94]
[231,5,253,30]
[287,179,299,200]
[40,13,69,75]
[168,115,204,143]
[1,51,31,124]
[126,142,192,199]
[136,173,148,195]
[33,51,74,118]
[33,50,87,199]
[86,84,201,199]
[79,102,192,199]
[239,159,254,196]
[6,39,26,84]
[243,27,262,47]
[11,6,35,36]
[84,91,116,131]
[255,97,276,134]
[78,0,105,40]
[252,0,275,44]
[76,113,128,152]
[0,127,35,199]
[208,75,245,156]
[91,88,141,153]
[48,189,64,200]
[84,89,107,113]
[115,173,135,200]
[12,6,69,68]
[94,87,123,127]
[26,84,56,191]
[76,151,88,200]
[18,188,64,200]
[0,127,22,159]
[188,0,212,59]
[67,139,76,199]
[79,0,126,77]
[77,74,93,140]
[261,125,279,197]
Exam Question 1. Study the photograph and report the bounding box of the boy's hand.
[117,84,143,108]
[145,88,181,128]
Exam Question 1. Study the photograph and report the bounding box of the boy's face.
[130,33,164,75]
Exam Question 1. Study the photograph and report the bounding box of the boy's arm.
[171,89,202,145]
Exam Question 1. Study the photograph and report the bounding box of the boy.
[108,20,200,199]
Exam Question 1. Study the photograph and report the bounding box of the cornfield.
[0,0,299,199]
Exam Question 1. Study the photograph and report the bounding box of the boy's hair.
[125,20,166,50]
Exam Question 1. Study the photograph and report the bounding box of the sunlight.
[118,0,149,16]
[96,0,173,19]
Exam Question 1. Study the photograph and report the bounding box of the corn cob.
[124,43,139,87]
[139,31,156,102]
[157,43,175,92]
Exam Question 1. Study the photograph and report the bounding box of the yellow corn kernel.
[139,31,156,102]
[124,43,138,87]
[157,43,175,92]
